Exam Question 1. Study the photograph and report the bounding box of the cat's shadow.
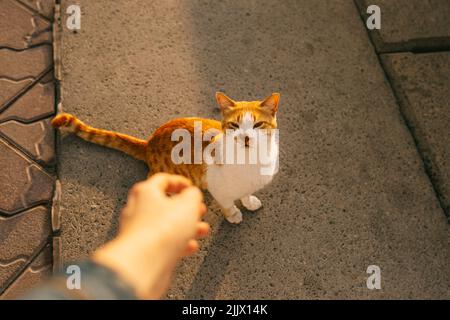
[60,136,148,243]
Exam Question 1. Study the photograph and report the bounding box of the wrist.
[92,231,177,299]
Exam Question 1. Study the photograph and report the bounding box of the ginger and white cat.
[51,92,280,223]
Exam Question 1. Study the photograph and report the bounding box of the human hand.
[92,173,209,299]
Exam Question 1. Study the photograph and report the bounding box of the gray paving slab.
[358,0,450,42]
[356,0,450,52]
[59,0,450,298]
[382,52,450,218]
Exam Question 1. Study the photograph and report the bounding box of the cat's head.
[216,92,279,130]
[215,92,279,148]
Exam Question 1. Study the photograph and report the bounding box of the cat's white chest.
[205,140,278,203]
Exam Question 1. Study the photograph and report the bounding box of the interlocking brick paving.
[0,206,51,293]
[18,0,54,20]
[0,72,54,123]
[0,0,52,49]
[0,45,52,79]
[1,244,53,299]
[0,118,55,165]
[0,139,54,215]
[0,0,55,298]
[0,78,34,108]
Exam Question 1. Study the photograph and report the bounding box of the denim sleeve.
[22,260,137,300]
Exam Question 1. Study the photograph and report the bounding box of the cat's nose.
[245,136,250,147]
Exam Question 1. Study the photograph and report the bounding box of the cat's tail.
[51,113,147,161]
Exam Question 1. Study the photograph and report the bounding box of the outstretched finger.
[199,203,207,217]
[196,222,210,238]
[183,239,200,256]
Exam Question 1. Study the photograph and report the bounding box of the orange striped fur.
[51,92,279,189]
[51,113,148,161]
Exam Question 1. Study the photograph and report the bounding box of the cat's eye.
[253,121,265,129]
[228,122,239,129]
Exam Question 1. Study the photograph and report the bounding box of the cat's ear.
[260,93,280,115]
[216,92,236,112]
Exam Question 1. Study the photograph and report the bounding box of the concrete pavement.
[356,0,450,52]
[382,52,450,220]
[56,0,450,299]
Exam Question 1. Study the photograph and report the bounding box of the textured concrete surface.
[357,0,450,45]
[382,52,450,217]
[58,0,450,299]
[0,0,55,298]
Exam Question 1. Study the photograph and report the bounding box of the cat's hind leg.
[241,195,262,211]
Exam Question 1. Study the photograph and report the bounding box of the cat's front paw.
[225,206,243,224]
[241,195,262,211]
